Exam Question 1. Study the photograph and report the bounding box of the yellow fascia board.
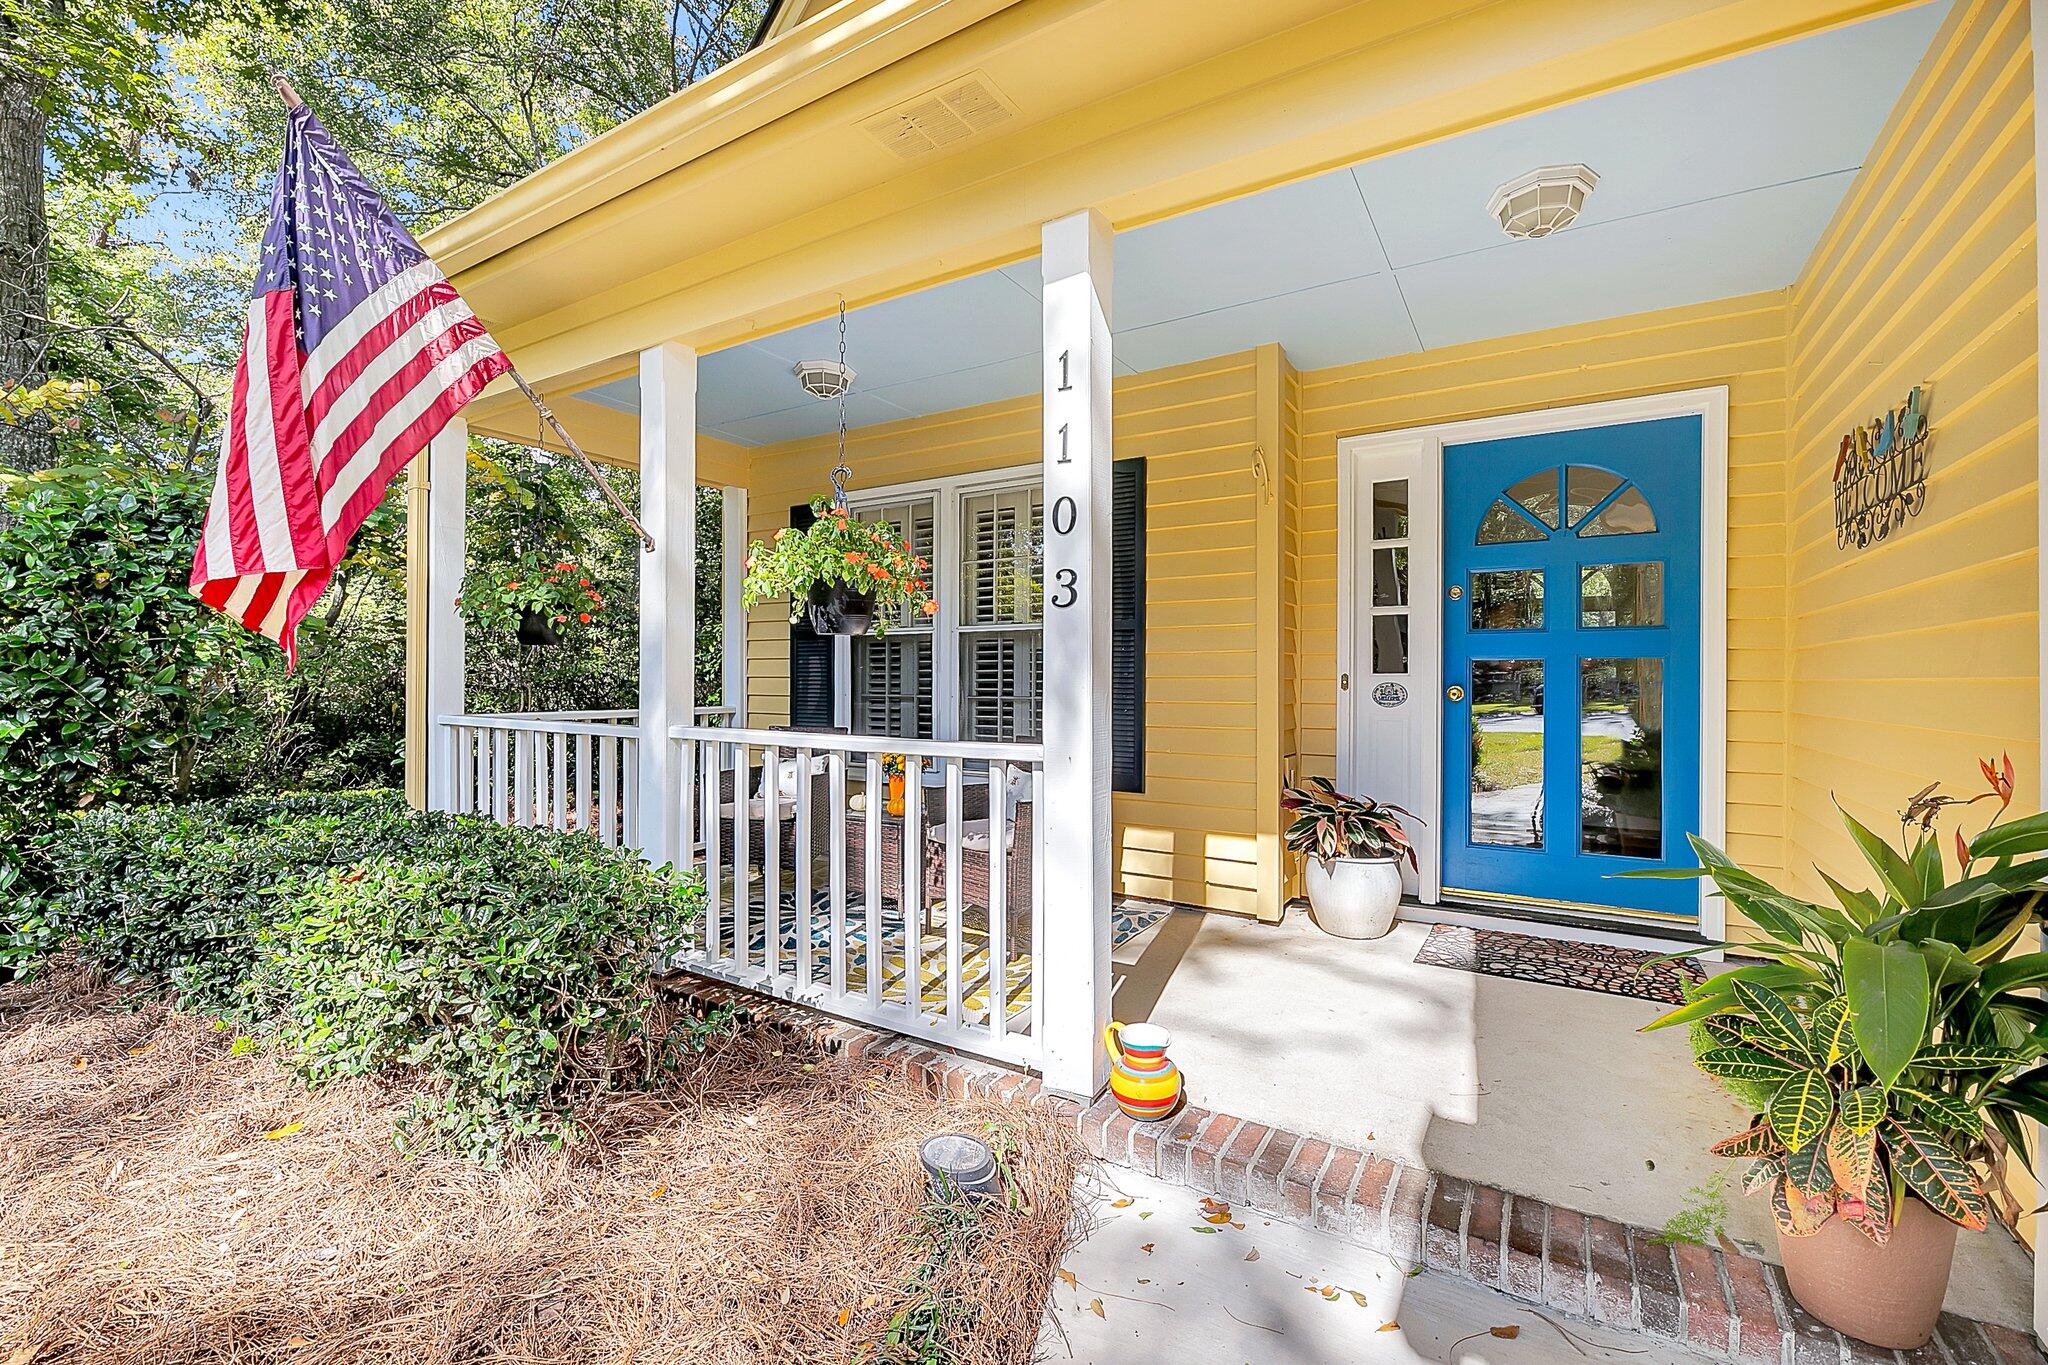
[445,0,1921,417]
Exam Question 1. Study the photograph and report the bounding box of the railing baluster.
[828,751,847,997]
[620,737,638,848]
[703,738,723,961]
[795,747,813,988]
[864,751,881,1011]
[764,743,781,983]
[491,728,509,825]
[1030,762,1045,1045]
[944,759,963,1029]
[574,733,592,838]
[597,736,618,848]
[551,732,569,831]
[903,759,923,1013]
[988,760,1008,1040]
[734,742,753,972]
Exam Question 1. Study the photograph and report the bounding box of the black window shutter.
[788,502,837,729]
[1111,460,1146,792]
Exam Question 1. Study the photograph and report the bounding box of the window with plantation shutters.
[851,497,935,739]
[958,486,1043,743]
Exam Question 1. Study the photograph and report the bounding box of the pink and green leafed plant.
[1280,775,1418,867]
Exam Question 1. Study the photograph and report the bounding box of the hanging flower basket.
[743,498,935,637]
[458,549,609,646]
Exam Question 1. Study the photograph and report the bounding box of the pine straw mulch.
[0,962,1081,1365]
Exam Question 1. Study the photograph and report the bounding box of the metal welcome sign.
[1833,384,1932,549]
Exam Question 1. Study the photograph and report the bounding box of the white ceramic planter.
[1303,856,1404,939]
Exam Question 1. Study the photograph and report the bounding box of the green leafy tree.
[0,451,256,840]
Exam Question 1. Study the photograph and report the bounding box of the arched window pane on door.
[1504,469,1561,528]
[1477,498,1548,544]
[1565,465,1626,526]
[1577,485,1656,537]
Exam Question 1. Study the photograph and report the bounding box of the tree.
[0,0,238,470]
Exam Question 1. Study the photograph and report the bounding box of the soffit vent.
[860,73,1018,161]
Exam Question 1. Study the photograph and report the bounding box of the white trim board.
[1335,386,1731,941]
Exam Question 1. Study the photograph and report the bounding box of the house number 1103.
[1050,344,1080,609]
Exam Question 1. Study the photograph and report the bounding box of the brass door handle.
[1446,685,1466,702]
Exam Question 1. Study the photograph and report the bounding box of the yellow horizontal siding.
[741,351,1270,913]
[1783,0,2039,902]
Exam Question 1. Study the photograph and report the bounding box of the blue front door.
[1441,417,1701,921]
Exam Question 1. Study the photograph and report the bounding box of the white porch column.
[2030,0,2048,1339]
[425,417,467,813]
[721,484,749,726]
[1039,209,1114,1098]
[637,342,699,868]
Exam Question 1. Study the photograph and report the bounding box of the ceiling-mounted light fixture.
[794,358,855,400]
[1487,164,1599,240]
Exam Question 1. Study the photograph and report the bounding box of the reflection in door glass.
[1580,563,1664,627]
[1469,659,1543,849]
[1373,480,1410,539]
[1373,616,1409,673]
[1470,569,1543,630]
[1373,548,1409,606]
[1581,658,1663,858]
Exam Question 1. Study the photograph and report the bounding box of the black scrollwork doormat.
[1413,923,1706,1005]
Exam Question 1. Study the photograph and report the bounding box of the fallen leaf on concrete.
[1492,1326,1521,1339]
[1088,1299,1105,1319]
[1199,1197,1230,1217]
[1110,1198,1133,1208]
[1055,1268,1077,1288]
[1243,1248,1259,1262]
[1139,1243,1153,1254]
[1378,1321,1400,1333]
[1137,1211,1153,1220]
[1202,1211,1233,1225]
[1348,1290,1368,1307]
[1190,1226,1219,1234]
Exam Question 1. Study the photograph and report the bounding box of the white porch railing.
[666,725,1045,1071]
[434,707,733,847]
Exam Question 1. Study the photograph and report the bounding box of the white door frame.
[1336,386,1730,942]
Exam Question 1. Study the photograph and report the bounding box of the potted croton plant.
[742,498,935,636]
[457,550,608,647]
[1282,776,1417,939]
[1645,755,2048,1349]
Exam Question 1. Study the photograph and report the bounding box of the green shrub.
[10,792,710,1159]
[255,838,704,1159]
[9,790,416,1007]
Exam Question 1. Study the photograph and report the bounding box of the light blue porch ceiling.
[576,2,1947,446]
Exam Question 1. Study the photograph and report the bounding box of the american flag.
[191,102,510,664]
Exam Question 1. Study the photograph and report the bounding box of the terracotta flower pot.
[806,582,875,635]
[1777,1196,1959,1349]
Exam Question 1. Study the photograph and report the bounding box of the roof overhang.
[431,0,1926,456]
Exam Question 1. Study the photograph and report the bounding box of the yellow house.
[404,0,2039,1114]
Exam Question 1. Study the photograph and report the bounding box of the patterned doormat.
[1413,923,1706,1004]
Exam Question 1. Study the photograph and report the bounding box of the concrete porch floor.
[1111,908,2033,1331]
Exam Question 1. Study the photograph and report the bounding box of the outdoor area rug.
[1413,923,1706,1005]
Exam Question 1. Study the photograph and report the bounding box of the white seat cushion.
[719,797,797,821]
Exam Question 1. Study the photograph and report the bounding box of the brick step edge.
[660,975,2042,1365]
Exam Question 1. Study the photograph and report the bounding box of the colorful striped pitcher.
[1104,1021,1181,1121]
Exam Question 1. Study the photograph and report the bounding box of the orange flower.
[845,551,863,564]
[579,612,593,624]
[506,579,522,591]
[555,561,572,572]
[868,563,888,580]
[578,578,591,587]
[921,600,938,616]
[554,614,568,624]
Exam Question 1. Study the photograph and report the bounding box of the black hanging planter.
[805,581,875,635]
[518,608,562,648]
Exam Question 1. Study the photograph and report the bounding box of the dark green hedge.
[6,792,711,1159]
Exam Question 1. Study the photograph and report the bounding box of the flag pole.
[267,73,656,554]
